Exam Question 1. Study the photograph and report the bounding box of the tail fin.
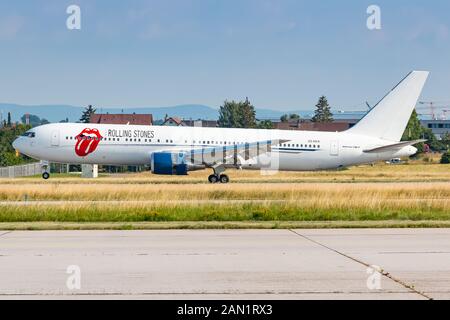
[347,71,429,141]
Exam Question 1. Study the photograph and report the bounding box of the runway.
[0,229,449,300]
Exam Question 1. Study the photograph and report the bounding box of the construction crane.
[418,101,438,120]
[442,110,450,120]
[418,101,450,120]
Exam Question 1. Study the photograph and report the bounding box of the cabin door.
[51,130,60,146]
[330,140,339,156]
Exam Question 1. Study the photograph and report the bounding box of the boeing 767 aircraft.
[13,71,429,183]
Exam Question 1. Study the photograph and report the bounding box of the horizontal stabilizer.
[363,139,426,154]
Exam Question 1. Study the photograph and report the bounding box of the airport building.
[161,116,185,126]
[182,119,219,128]
[420,120,450,139]
[272,119,357,132]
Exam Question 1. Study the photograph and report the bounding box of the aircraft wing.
[185,139,289,166]
[363,139,426,153]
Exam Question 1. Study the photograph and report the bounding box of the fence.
[0,163,42,178]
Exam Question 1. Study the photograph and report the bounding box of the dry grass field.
[0,162,449,229]
[2,161,450,184]
[1,181,450,202]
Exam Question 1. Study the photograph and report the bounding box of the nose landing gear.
[40,160,50,180]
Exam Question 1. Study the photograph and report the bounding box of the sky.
[0,0,449,111]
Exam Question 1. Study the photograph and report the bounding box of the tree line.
[218,96,334,129]
[0,123,32,166]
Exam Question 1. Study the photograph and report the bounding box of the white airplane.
[13,71,429,183]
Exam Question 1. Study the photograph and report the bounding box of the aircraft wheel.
[42,172,50,180]
[219,174,230,184]
[208,174,219,184]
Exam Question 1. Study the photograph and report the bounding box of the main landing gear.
[208,174,230,184]
[40,160,50,180]
[208,164,229,183]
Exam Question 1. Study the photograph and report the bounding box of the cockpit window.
[21,132,36,138]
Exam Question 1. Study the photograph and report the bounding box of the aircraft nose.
[410,146,418,155]
[12,137,25,153]
[12,138,19,150]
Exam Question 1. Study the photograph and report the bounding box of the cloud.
[0,15,25,40]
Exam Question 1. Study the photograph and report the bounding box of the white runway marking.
[0,229,449,299]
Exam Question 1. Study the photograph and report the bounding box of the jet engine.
[150,152,204,175]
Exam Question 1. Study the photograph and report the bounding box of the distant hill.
[0,103,317,123]
[0,103,84,123]
[0,103,219,123]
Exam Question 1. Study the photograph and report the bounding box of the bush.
[441,152,450,164]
